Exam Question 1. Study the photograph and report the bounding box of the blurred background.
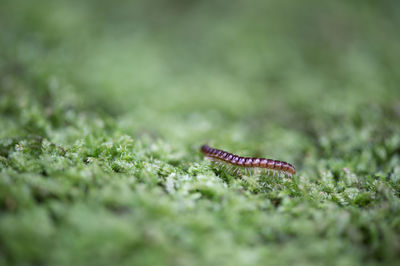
[1,0,400,164]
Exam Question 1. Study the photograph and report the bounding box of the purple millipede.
[201,144,296,177]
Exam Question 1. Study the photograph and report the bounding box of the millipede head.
[201,144,210,153]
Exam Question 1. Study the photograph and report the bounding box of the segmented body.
[201,144,295,177]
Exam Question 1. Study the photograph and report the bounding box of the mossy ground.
[1,0,400,265]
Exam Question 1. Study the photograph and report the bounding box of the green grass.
[1,0,400,265]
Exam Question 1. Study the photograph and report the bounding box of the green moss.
[1,0,400,265]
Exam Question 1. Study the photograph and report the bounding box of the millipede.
[201,144,296,177]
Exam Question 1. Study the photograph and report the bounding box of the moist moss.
[1,0,400,265]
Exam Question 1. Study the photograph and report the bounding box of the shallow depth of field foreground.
[1,0,400,265]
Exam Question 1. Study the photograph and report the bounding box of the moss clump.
[1,0,400,265]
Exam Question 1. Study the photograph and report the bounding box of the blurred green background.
[1,0,400,265]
